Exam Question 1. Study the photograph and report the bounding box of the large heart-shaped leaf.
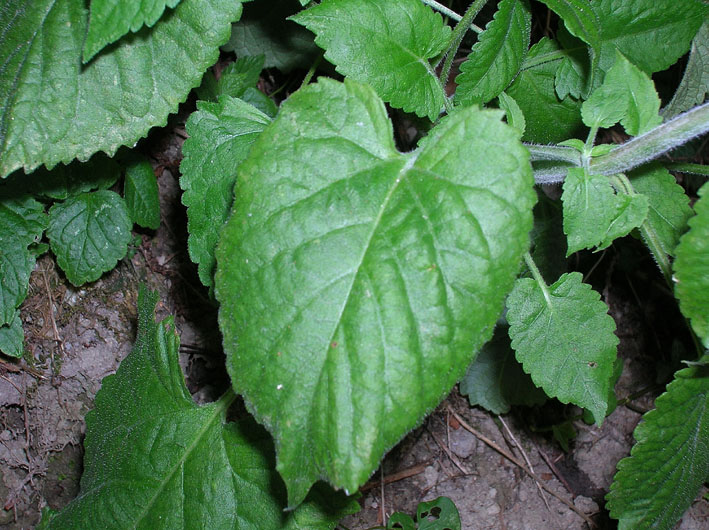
[0,0,242,177]
[215,79,535,505]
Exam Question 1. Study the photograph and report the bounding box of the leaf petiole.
[524,252,552,308]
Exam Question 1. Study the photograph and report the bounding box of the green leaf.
[215,78,535,505]
[497,91,526,136]
[562,168,647,255]
[581,52,662,136]
[181,96,272,289]
[416,497,461,530]
[46,287,358,528]
[454,0,531,106]
[459,326,547,415]
[195,54,265,102]
[506,38,585,143]
[507,272,619,424]
[124,156,160,230]
[291,0,451,120]
[31,155,121,201]
[663,21,709,120]
[223,0,321,73]
[629,164,692,257]
[530,192,567,283]
[674,182,709,348]
[47,191,132,286]
[607,362,709,529]
[0,0,243,177]
[83,0,182,62]
[0,243,34,327]
[554,26,593,100]
[0,311,24,358]
[0,195,47,247]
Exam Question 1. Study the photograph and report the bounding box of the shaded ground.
[1,129,707,530]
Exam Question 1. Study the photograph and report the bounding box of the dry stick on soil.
[426,424,471,475]
[448,407,597,528]
[40,268,65,379]
[380,466,386,525]
[361,461,432,492]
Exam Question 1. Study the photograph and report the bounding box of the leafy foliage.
[387,496,461,530]
[663,21,709,119]
[0,0,243,177]
[606,361,709,528]
[215,78,535,504]
[44,287,358,528]
[292,0,451,120]
[0,310,23,358]
[507,272,619,424]
[454,0,531,106]
[123,156,160,230]
[674,182,709,348]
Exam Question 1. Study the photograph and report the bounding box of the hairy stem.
[526,143,583,164]
[419,0,483,32]
[439,0,489,92]
[524,252,552,308]
[663,162,709,177]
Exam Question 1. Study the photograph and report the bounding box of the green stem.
[524,252,552,308]
[419,0,483,32]
[439,0,489,92]
[590,101,709,175]
[300,53,323,89]
[663,162,709,177]
[526,143,583,165]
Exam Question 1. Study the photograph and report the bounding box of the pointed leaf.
[497,92,526,136]
[455,0,531,106]
[0,0,243,177]
[181,96,271,289]
[663,21,709,119]
[0,243,34,327]
[124,156,160,230]
[674,181,709,348]
[291,0,451,120]
[562,168,647,255]
[607,362,709,529]
[47,191,132,286]
[195,54,265,102]
[582,52,662,135]
[0,195,47,247]
[629,164,692,257]
[0,311,24,358]
[46,287,358,528]
[223,0,320,73]
[215,78,535,505]
[459,326,546,415]
[83,0,182,62]
[507,272,619,424]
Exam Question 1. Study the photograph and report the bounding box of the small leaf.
[507,272,619,424]
[0,0,243,177]
[181,96,271,288]
[460,326,547,415]
[46,287,358,528]
[0,244,34,327]
[124,156,160,230]
[195,54,265,102]
[31,155,121,201]
[629,164,692,257]
[674,181,709,348]
[215,78,535,505]
[562,168,647,255]
[582,52,662,135]
[47,191,132,286]
[83,0,182,62]
[663,21,709,119]
[292,0,451,120]
[416,497,461,530]
[554,27,592,100]
[607,362,709,529]
[506,38,585,143]
[497,92,526,136]
[0,310,24,358]
[0,195,47,247]
[455,0,531,106]
[387,512,416,530]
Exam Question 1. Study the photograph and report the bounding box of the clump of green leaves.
[2,0,709,528]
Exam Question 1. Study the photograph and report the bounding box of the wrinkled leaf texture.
[0,0,242,177]
[45,287,358,528]
[215,78,535,506]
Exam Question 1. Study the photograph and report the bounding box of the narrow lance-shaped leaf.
[45,287,358,528]
[663,21,709,119]
[124,155,160,230]
[47,191,132,286]
[507,271,619,424]
[455,0,531,106]
[674,181,709,348]
[181,96,272,289]
[215,78,536,505]
[83,0,182,62]
[291,0,451,120]
[0,0,243,177]
[607,361,709,529]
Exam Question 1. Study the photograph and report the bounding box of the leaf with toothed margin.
[291,0,451,120]
[124,155,160,230]
[0,311,23,358]
[215,78,536,506]
[0,0,243,178]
